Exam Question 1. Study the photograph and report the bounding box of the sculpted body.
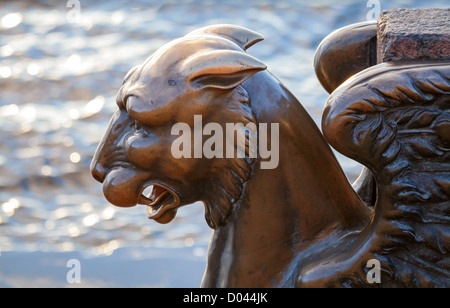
[91,25,450,287]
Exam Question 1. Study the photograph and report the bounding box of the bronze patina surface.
[91,22,449,287]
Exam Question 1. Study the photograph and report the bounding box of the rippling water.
[0,0,448,287]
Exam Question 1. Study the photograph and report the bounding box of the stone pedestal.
[377,8,450,63]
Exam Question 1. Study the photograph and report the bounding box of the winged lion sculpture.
[90,23,450,287]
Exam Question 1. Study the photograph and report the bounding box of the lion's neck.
[201,72,371,287]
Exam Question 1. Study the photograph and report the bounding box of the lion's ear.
[182,50,267,90]
[186,24,264,51]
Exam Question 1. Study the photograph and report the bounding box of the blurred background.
[0,0,448,287]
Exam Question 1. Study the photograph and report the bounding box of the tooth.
[150,188,157,201]
[142,185,154,200]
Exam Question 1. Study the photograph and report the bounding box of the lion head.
[90,25,267,228]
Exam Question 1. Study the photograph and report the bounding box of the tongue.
[150,185,168,202]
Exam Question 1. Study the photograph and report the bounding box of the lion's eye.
[124,94,136,109]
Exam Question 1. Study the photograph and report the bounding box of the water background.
[0,0,448,287]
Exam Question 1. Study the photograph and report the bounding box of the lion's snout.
[90,109,133,183]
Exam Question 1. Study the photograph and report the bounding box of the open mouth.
[138,184,180,224]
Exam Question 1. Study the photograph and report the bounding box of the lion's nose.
[90,159,107,183]
[90,109,129,184]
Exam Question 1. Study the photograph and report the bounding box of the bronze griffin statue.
[90,23,450,287]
